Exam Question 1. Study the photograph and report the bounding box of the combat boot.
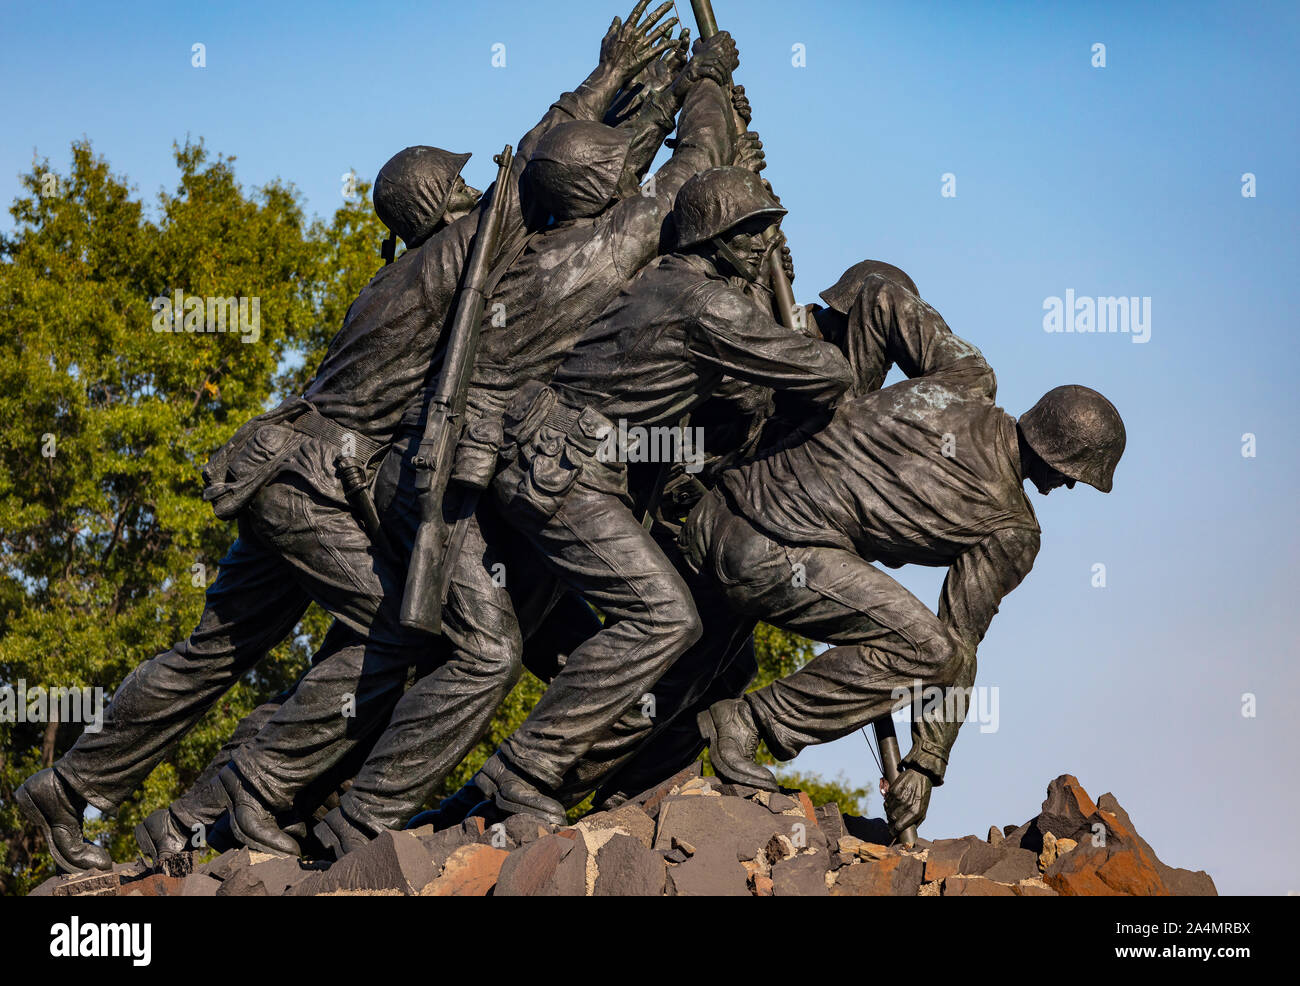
[134,807,191,866]
[217,765,301,856]
[314,806,378,860]
[15,768,113,875]
[476,753,566,826]
[697,698,779,791]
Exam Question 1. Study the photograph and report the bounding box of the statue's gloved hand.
[731,84,753,125]
[600,0,681,83]
[775,230,795,284]
[679,29,740,91]
[884,768,932,837]
[736,130,766,173]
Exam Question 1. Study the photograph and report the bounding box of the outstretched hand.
[600,1,681,83]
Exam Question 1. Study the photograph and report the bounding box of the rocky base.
[29,771,1216,897]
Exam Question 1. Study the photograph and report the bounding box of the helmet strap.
[711,236,760,284]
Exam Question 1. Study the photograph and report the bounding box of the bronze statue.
[16,2,1127,877]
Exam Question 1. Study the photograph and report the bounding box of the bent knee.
[642,578,703,657]
[918,628,971,688]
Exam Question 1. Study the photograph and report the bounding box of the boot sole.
[16,783,110,877]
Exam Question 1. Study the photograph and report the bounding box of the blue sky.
[4,1,1297,894]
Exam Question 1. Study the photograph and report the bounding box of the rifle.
[688,0,799,332]
[399,144,514,634]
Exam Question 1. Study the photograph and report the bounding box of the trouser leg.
[55,532,311,812]
[497,483,703,789]
[229,468,426,811]
[590,634,758,804]
[335,508,523,831]
[552,528,754,803]
[705,517,960,761]
[169,620,365,829]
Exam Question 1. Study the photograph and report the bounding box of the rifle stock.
[399,145,514,633]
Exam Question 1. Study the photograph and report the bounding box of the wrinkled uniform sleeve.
[611,80,736,278]
[686,282,853,411]
[901,526,1040,782]
[845,276,996,398]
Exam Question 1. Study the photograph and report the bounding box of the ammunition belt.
[290,409,386,462]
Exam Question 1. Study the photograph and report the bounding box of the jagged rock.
[766,792,796,813]
[666,844,749,896]
[1095,793,1216,896]
[771,852,830,897]
[831,852,924,896]
[575,802,655,850]
[159,852,196,878]
[960,841,1040,883]
[592,833,666,896]
[494,833,587,896]
[180,873,222,896]
[200,847,280,882]
[815,803,845,843]
[1030,776,1217,896]
[718,783,760,799]
[292,830,435,896]
[411,816,494,870]
[924,836,983,883]
[22,773,1215,898]
[1014,878,1059,896]
[502,811,555,847]
[794,791,818,824]
[122,873,185,896]
[654,794,789,863]
[420,844,509,896]
[630,762,703,819]
[943,875,1017,896]
[52,870,121,897]
[217,854,319,897]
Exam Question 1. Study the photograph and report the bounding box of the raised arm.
[617,33,739,192]
[843,277,994,397]
[686,284,853,412]
[515,1,681,164]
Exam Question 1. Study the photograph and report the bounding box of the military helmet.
[373,146,472,248]
[673,167,787,250]
[820,260,919,313]
[1019,385,1126,493]
[521,121,632,224]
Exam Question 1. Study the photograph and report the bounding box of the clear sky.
[3,1,1297,894]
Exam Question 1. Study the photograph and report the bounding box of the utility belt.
[202,397,390,521]
[494,383,628,522]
